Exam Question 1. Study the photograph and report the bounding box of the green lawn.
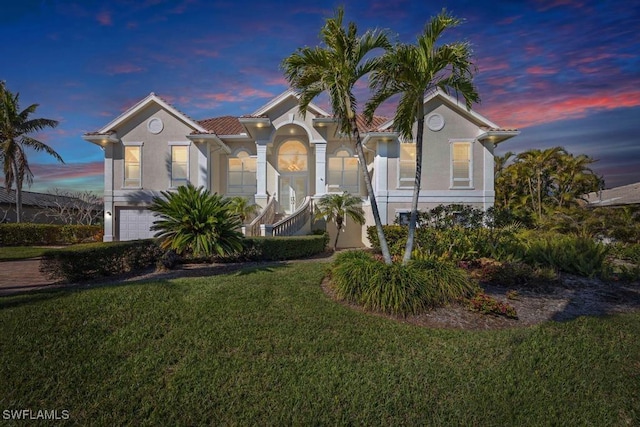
[0,246,59,261]
[1,262,638,425]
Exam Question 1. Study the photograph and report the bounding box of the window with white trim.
[228,150,257,194]
[328,148,359,193]
[399,142,416,186]
[124,144,142,188]
[170,145,189,188]
[451,141,472,188]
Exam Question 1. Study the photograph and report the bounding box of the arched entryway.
[278,139,308,214]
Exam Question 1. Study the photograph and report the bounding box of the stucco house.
[83,89,518,247]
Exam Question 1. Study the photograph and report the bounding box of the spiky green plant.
[149,184,243,258]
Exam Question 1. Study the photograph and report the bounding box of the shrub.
[331,250,477,316]
[150,184,244,257]
[465,259,559,287]
[40,240,161,282]
[524,235,609,277]
[221,234,329,262]
[467,293,518,319]
[0,223,102,246]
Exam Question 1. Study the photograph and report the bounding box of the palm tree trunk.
[333,218,342,251]
[352,122,392,265]
[12,160,22,223]
[402,113,424,264]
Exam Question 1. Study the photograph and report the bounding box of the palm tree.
[315,192,365,251]
[227,196,260,224]
[281,7,393,265]
[149,184,244,258]
[365,9,479,264]
[0,82,64,222]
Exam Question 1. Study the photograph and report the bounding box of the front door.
[279,175,307,214]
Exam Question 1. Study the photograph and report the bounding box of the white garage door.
[118,208,158,241]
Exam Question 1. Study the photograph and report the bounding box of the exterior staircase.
[244,196,313,237]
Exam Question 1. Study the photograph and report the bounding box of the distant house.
[83,89,519,247]
[0,187,100,224]
[583,182,640,208]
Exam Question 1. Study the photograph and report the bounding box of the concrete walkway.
[0,258,62,295]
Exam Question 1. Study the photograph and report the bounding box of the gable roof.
[584,182,640,207]
[252,89,332,117]
[378,88,503,131]
[97,92,207,134]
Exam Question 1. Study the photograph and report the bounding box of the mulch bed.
[321,274,640,330]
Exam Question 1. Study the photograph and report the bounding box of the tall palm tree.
[315,192,365,251]
[515,146,565,221]
[281,7,393,265]
[0,82,63,222]
[365,9,479,264]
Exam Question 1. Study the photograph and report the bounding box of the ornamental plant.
[150,184,244,258]
[467,293,518,319]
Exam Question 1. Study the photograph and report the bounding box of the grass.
[1,262,638,425]
[0,246,60,261]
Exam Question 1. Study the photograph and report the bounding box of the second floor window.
[399,142,416,186]
[451,141,472,188]
[171,145,189,188]
[228,150,257,194]
[328,149,359,193]
[124,145,141,188]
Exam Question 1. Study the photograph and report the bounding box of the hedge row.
[224,234,330,261]
[0,223,102,246]
[39,234,329,282]
[40,240,161,282]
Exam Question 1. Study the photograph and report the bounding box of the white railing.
[246,197,277,237]
[272,196,312,236]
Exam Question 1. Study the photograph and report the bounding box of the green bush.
[524,235,609,277]
[610,242,640,264]
[368,224,524,262]
[221,234,329,262]
[40,240,161,282]
[0,223,102,246]
[331,250,478,316]
[465,259,559,287]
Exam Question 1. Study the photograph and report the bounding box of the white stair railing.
[246,197,276,237]
[271,196,312,236]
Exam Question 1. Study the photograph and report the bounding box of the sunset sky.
[1,0,638,194]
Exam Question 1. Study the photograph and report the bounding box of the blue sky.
[1,0,639,193]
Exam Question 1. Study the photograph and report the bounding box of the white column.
[103,143,114,242]
[195,142,209,191]
[314,142,327,196]
[255,141,268,208]
[374,140,389,224]
[482,141,495,210]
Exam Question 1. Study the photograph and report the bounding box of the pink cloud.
[193,49,220,58]
[96,10,112,26]
[106,63,145,75]
[535,0,585,12]
[526,66,558,75]
[482,89,640,129]
[498,15,522,25]
[31,162,104,181]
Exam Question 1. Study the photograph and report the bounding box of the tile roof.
[584,182,640,207]
[197,116,245,135]
[196,113,390,136]
[0,187,84,208]
[356,114,390,132]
